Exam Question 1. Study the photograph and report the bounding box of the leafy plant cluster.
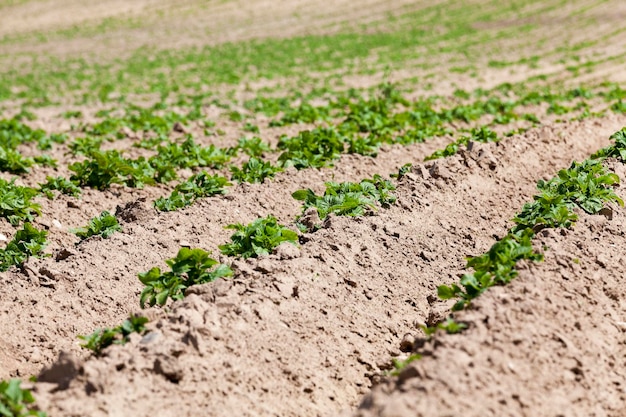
[438,130,626,313]
[154,172,231,212]
[234,136,271,157]
[0,223,48,272]
[512,159,623,232]
[0,179,41,225]
[292,174,397,225]
[0,119,41,174]
[219,215,298,259]
[71,211,122,242]
[592,128,626,161]
[277,127,345,169]
[0,379,46,417]
[425,126,499,161]
[230,157,283,184]
[438,229,542,310]
[69,149,156,190]
[69,135,235,190]
[37,176,81,199]
[270,102,332,126]
[139,248,232,308]
[152,136,233,172]
[83,103,189,139]
[78,315,149,355]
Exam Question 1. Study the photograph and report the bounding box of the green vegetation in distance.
[139,248,232,308]
[71,211,122,242]
[219,216,298,259]
[277,128,345,169]
[69,149,156,190]
[425,127,499,161]
[78,315,148,355]
[235,136,271,157]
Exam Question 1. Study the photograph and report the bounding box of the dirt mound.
[8,115,620,416]
[353,161,626,417]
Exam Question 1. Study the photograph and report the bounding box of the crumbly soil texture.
[0,1,626,417]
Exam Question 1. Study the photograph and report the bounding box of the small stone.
[52,219,63,229]
[55,248,75,261]
[596,253,610,268]
[172,122,189,134]
[399,334,416,352]
[428,162,452,180]
[140,332,160,345]
[275,242,300,260]
[153,355,183,383]
[599,207,613,220]
[299,207,321,231]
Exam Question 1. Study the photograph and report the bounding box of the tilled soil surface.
[354,161,626,417]
[0,115,621,416]
[1,1,626,416]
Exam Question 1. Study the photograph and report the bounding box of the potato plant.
[78,315,149,355]
[72,211,122,242]
[219,216,298,259]
[292,174,396,227]
[139,248,232,308]
[154,172,231,212]
[0,379,46,417]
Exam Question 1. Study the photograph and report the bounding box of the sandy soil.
[0,1,625,417]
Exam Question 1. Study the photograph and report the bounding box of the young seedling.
[78,315,149,355]
[277,128,345,169]
[69,150,155,190]
[438,229,543,311]
[154,172,231,212]
[234,136,271,157]
[0,223,48,272]
[38,176,81,200]
[230,157,283,184]
[512,159,623,232]
[139,248,232,308]
[219,216,298,259]
[0,180,41,225]
[0,379,46,417]
[293,174,396,227]
[71,211,121,242]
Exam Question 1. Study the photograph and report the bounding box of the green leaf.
[437,285,455,299]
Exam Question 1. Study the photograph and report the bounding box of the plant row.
[392,127,626,374]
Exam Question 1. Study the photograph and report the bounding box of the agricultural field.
[0,0,626,416]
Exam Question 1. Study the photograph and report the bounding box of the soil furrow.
[15,115,625,416]
[352,160,626,417]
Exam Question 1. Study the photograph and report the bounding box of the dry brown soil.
[0,1,626,417]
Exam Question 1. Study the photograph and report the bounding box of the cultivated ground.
[0,0,625,416]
